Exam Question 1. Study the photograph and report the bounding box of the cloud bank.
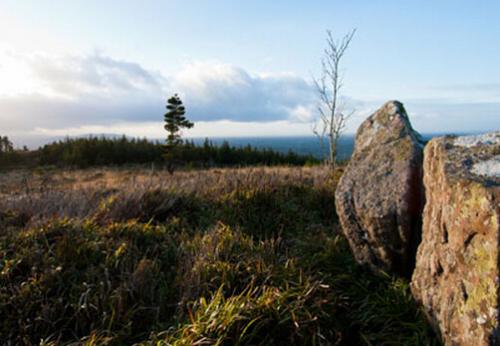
[0,50,316,143]
[174,62,315,122]
[0,49,498,148]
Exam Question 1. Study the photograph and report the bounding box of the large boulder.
[335,100,425,276]
[411,132,500,345]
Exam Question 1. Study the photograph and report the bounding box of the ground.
[0,166,438,345]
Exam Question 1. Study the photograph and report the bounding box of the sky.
[0,0,499,147]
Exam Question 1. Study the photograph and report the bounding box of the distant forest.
[0,136,319,169]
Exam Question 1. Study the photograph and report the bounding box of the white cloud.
[171,61,316,121]
[26,53,165,100]
[0,48,498,147]
[32,120,314,140]
[289,105,314,122]
[0,51,317,139]
[0,49,42,97]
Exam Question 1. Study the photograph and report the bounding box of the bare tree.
[313,29,356,170]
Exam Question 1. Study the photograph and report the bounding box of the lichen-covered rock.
[411,132,500,345]
[335,100,425,276]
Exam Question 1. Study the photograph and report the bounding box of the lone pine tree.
[163,94,194,172]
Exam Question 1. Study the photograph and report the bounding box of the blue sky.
[0,1,499,146]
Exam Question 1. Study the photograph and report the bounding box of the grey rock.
[335,100,425,276]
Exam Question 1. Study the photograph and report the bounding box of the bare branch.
[311,28,356,169]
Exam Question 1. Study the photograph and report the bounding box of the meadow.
[0,166,439,345]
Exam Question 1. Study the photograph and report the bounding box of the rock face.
[411,132,500,345]
[335,100,425,276]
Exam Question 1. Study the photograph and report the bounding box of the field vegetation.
[0,166,438,345]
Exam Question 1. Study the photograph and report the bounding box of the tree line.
[0,136,28,167]
[0,135,318,169]
[37,136,318,168]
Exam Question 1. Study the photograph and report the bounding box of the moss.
[459,237,497,332]
[454,183,497,332]
[394,138,414,162]
[459,183,490,212]
[376,109,393,127]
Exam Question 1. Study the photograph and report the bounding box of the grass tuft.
[0,166,439,345]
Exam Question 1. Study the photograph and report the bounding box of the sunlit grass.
[0,166,438,345]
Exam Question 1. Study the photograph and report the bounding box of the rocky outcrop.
[335,100,425,276]
[411,132,500,345]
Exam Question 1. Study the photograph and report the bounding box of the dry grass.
[1,166,333,192]
[0,165,438,345]
[0,166,336,225]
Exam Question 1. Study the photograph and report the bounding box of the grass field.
[0,166,439,345]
